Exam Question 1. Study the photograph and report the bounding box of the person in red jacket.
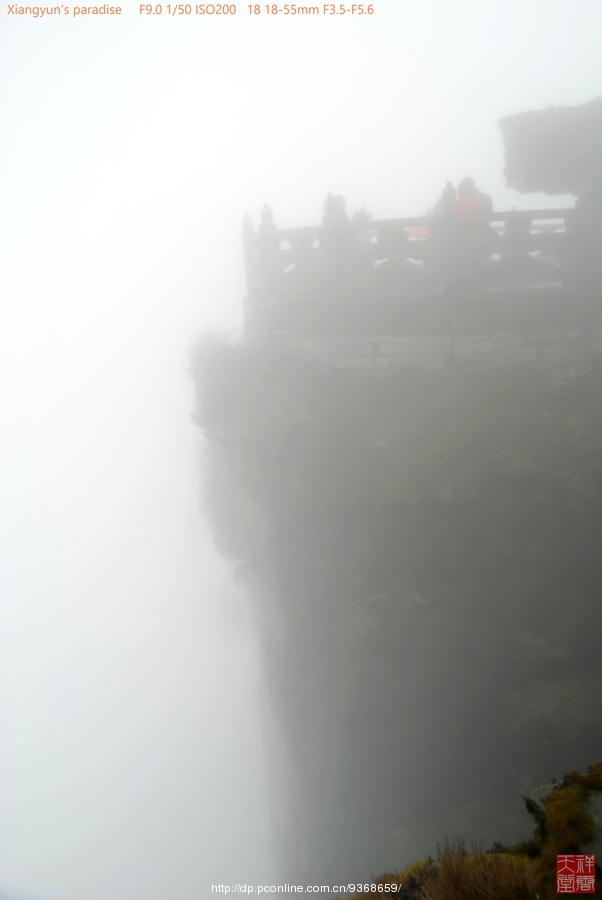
[456,177,493,222]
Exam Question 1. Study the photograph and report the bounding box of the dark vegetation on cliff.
[344,761,602,899]
[192,335,602,883]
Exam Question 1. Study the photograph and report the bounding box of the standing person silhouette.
[454,177,493,297]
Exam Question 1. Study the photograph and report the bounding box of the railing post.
[258,205,280,297]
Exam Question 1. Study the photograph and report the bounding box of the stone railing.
[242,207,596,338]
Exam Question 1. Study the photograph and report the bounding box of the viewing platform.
[241,203,601,373]
[243,206,597,337]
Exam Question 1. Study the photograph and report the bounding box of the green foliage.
[531,767,599,897]
[344,763,602,900]
[345,844,540,899]
[584,762,602,791]
[420,843,540,900]
[344,859,434,898]
[541,784,595,850]
[573,761,602,792]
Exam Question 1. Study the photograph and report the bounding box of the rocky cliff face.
[499,97,602,194]
[191,336,602,884]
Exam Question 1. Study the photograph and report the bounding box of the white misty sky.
[1,2,602,899]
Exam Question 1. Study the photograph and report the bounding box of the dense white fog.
[1,1,602,897]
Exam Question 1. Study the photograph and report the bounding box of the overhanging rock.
[499,97,602,195]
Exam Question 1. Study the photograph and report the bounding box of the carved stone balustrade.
[242,208,597,338]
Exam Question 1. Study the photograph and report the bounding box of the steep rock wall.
[192,337,602,883]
